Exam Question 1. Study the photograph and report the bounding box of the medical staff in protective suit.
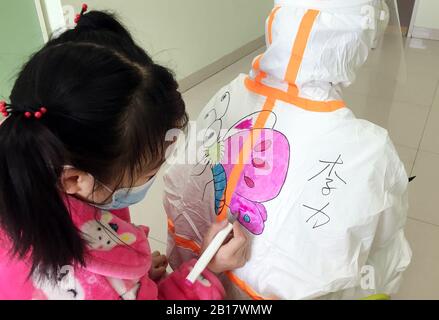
[163,0,411,300]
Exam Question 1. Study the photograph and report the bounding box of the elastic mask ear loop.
[90,176,116,207]
[95,179,114,194]
[63,165,114,205]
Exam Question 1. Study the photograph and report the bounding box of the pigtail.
[0,116,85,279]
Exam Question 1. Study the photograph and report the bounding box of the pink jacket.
[0,196,224,300]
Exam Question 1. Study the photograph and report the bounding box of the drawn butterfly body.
[212,163,228,215]
[196,92,290,235]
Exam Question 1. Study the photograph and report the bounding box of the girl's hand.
[202,221,250,274]
[149,251,168,281]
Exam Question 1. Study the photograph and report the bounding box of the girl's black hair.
[0,11,187,279]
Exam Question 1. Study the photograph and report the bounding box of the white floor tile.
[344,92,430,149]
[420,86,439,154]
[394,145,418,176]
[366,36,439,79]
[406,37,439,57]
[394,219,439,300]
[346,67,438,107]
[408,151,439,226]
[148,237,167,253]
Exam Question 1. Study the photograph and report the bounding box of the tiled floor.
[131,36,439,299]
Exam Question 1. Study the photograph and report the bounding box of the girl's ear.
[61,167,95,197]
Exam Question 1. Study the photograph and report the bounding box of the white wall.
[61,0,272,80]
[0,0,45,98]
[413,0,439,29]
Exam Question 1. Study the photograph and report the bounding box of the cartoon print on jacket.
[193,92,290,235]
[81,212,136,251]
[32,266,85,300]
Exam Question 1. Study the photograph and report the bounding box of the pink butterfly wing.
[221,129,290,234]
[222,129,290,202]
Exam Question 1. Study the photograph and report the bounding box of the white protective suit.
[163,0,411,300]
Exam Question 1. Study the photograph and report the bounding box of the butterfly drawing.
[193,92,290,235]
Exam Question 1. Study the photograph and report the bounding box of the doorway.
[396,0,416,36]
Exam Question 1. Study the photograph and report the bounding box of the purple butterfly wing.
[229,195,266,235]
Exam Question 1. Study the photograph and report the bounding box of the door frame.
[407,0,420,38]
[34,0,65,43]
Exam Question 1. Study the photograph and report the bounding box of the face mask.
[94,176,156,211]
[63,165,156,210]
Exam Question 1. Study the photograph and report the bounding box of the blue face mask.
[94,176,156,211]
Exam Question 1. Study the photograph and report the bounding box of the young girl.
[0,10,248,300]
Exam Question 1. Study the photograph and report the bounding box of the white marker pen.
[186,213,236,285]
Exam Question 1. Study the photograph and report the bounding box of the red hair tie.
[0,101,8,117]
[34,107,48,119]
[74,3,89,24]
[0,101,48,119]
